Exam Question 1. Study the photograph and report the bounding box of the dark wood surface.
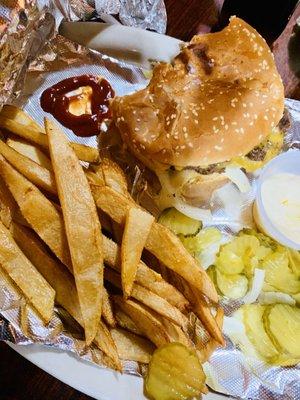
[1,2,300,400]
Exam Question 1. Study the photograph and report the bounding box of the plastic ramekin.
[253,150,300,250]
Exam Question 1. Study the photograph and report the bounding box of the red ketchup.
[40,75,115,137]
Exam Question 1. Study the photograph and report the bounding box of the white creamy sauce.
[261,172,300,244]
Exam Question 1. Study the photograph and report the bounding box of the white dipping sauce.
[261,172,300,244]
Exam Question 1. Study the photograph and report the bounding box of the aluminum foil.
[58,0,167,33]
[0,2,300,400]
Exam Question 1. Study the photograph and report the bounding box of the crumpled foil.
[63,0,167,33]
[0,2,300,400]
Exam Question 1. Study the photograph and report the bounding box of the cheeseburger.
[111,17,287,207]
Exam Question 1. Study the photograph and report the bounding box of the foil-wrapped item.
[0,2,300,400]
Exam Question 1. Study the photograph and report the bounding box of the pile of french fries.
[0,105,223,376]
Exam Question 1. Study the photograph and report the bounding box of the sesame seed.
[194,120,199,124]
[188,143,193,148]
[166,134,170,138]
[232,121,237,125]
[212,117,218,121]
[215,145,222,151]
[264,115,268,120]
[183,127,187,133]
[249,121,254,126]
[242,103,247,108]
[120,116,125,122]
[184,133,188,139]
[134,127,139,132]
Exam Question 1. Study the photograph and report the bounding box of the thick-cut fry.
[105,268,188,330]
[103,235,189,311]
[0,220,55,323]
[111,328,155,363]
[91,186,218,303]
[0,140,57,194]
[85,169,105,187]
[196,308,224,363]
[164,269,224,345]
[112,221,123,244]
[93,320,122,371]
[113,296,170,347]
[11,222,121,368]
[0,114,100,163]
[121,207,154,298]
[160,316,193,348]
[11,222,82,324]
[1,104,41,129]
[94,158,128,195]
[0,156,72,269]
[0,175,16,228]
[102,287,116,327]
[46,118,103,345]
[114,308,144,336]
[7,137,52,169]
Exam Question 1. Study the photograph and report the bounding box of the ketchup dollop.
[40,75,115,137]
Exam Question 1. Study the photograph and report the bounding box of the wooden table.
[1,1,300,399]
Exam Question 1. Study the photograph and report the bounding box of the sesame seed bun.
[112,17,284,173]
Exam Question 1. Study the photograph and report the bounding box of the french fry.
[11,222,82,324]
[113,296,170,348]
[94,158,128,196]
[93,320,122,371]
[105,268,188,330]
[121,207,154,298]
[85,169,105,187]
[46,118,103,345]
[0,113,100,164]
[0,140,57,194]
[196,308,224,363]
[7,137,52,169]
[114,308,144,336]
[160,317,193,348]
[102,287,116,327]
[0,220,55,323]
[103,235,189,312]
[163,269,224,345]
[91,186,218,303]
[0,175,16,228]
[1,104,41,130]
[0,156,72,268]
[112,221,123,244]
[111,328,155,364]
[11,222,121,368]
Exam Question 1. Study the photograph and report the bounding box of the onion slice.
[258,291,296,306]
[241,268,265,304]
[174,199,212,222]
[225,166,251,193]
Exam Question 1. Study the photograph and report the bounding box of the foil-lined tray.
[0,2,299,400]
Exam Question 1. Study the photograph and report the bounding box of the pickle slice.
[243,305,279,362]
[262,252,300,294]
[288,249,300,279]
[145,342,206,400]
[264,304,300,358]
[216,270,248,299]
[180,227,221,252]
[216,235,262,275]
[158,208,201,237]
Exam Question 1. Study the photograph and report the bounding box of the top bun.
[112,17,284,172]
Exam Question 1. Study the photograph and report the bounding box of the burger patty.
[181,109,290,174]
